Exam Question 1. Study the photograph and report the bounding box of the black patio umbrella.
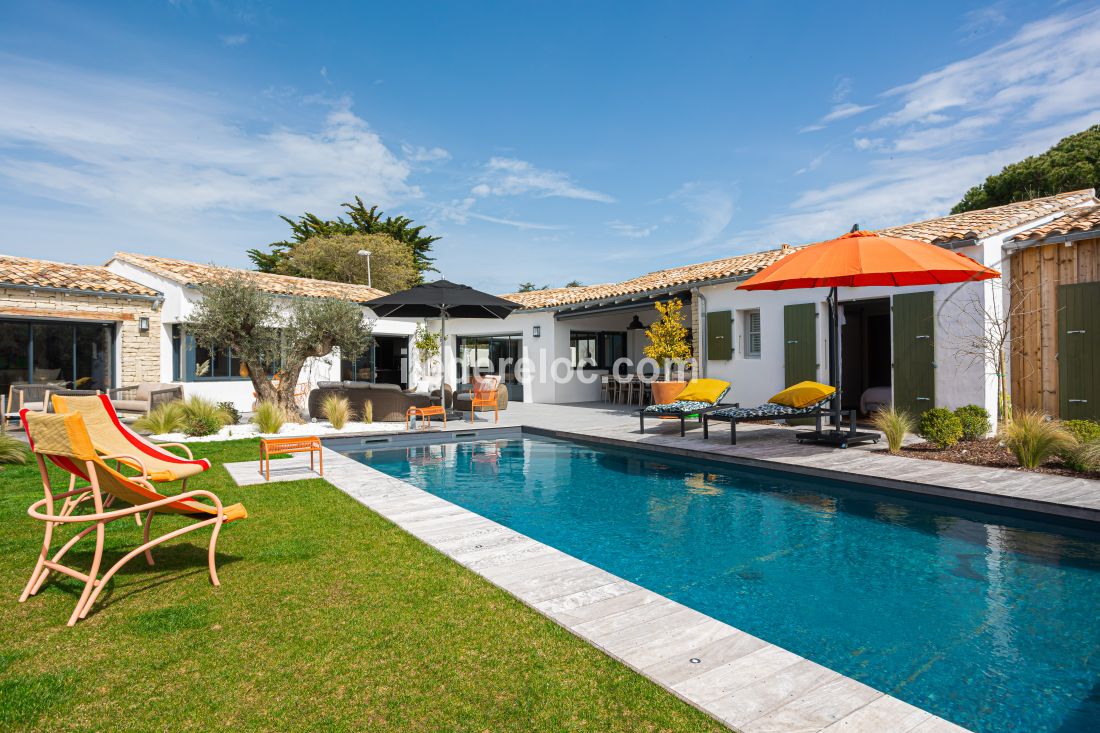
[364,280,520,389]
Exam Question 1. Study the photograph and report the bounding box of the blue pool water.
[351,436,1100,732]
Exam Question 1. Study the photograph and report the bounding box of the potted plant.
[643,299,693,404]
[413,323,441,379]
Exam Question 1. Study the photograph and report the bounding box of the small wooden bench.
[259,436,323,481]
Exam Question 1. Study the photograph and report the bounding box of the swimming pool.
[349,435,1100,732]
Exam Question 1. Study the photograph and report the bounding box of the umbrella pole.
[793,284,877,448]
[829,285,841,431]
[440,306,448,391]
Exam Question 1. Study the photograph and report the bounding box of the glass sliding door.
[73,322,113,391]
[0,321,31,399]
[455,335,524,399]
[0,319,115,399]
[32,323,74,386]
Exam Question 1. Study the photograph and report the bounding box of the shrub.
[181,396,233,437]
[1062,419,1100,444]
[954,405,991,441]
[252,401,287,435]
[0,434,28,469]
[363,399,374,424]
[1071,440,1100,473]
[321,395,351,430]
[918,407,964,449]
[871,405,914,454]
[217,401,242,426]
[133,400,187,435]
[1060,420,1100,472]
[1001,410,1073,470]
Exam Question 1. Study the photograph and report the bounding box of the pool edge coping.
[305,445,969,733]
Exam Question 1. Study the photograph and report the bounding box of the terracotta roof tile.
[879,189,1096,244]
[112,252,387,302]
[500,191,1097,312]
[1009,204,1100,242]
[501,245,799,309]
[0,254,160,297]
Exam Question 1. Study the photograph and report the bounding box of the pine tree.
[248,197,439,282]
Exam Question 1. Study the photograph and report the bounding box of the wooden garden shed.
[1008,204,1100,421]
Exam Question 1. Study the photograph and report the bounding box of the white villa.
[445,189,1099,421]
[1,188,1098,422]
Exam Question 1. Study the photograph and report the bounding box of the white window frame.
[743,309,761,358]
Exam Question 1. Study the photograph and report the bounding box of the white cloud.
[434,197,565,231]
[799,102,876,133]
[219,33,249,46]
[823,102,876,123]
[0,55,419,217]
[736,7,1100,253]
[795,151,828,176]
[960,3,1008,39]
[607,220,657,238]
[401,144,452,163]
[873,7,1100,148]
[832,76,853,104]
[471,157,614,203]
[665,182,736,247]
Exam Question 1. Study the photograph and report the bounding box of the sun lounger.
[637,378,731,437]
[51,394,210,487]
[19,409,246,626]
[704,396,845,444]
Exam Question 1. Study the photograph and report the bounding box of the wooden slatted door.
[1058,282,1100,420]
[706,310,732,361]
[783,303,817,385]
[893,291,935,416]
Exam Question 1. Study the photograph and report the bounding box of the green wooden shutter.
[706,310,732,360]
[893,291,935,416]
[783,303,817,385]
[1059,282,1100,421]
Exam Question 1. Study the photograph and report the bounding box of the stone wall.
[0,287,162,386]
[690,291,702,368]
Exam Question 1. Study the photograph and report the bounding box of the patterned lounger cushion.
[642,400,717,415]
[708,395,832,421]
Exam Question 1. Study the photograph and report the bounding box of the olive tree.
[185,273,371,413]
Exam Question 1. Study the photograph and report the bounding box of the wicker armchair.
[109,383,184,415]
[5,382,64,416]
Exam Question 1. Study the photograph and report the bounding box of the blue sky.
[1,1,1099,294]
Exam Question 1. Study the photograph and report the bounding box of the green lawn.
[0,439,724,732]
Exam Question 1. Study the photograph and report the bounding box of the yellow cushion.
[674,378,730,404]
[768,381,835,408]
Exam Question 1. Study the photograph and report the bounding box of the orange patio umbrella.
[738,228,1000,446]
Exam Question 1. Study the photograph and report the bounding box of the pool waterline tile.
[305,445,971,733]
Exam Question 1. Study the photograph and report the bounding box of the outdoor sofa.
[307,381,435,423]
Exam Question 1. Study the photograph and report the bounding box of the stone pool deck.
[228,445,968,732]
[219,400,1100,731]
